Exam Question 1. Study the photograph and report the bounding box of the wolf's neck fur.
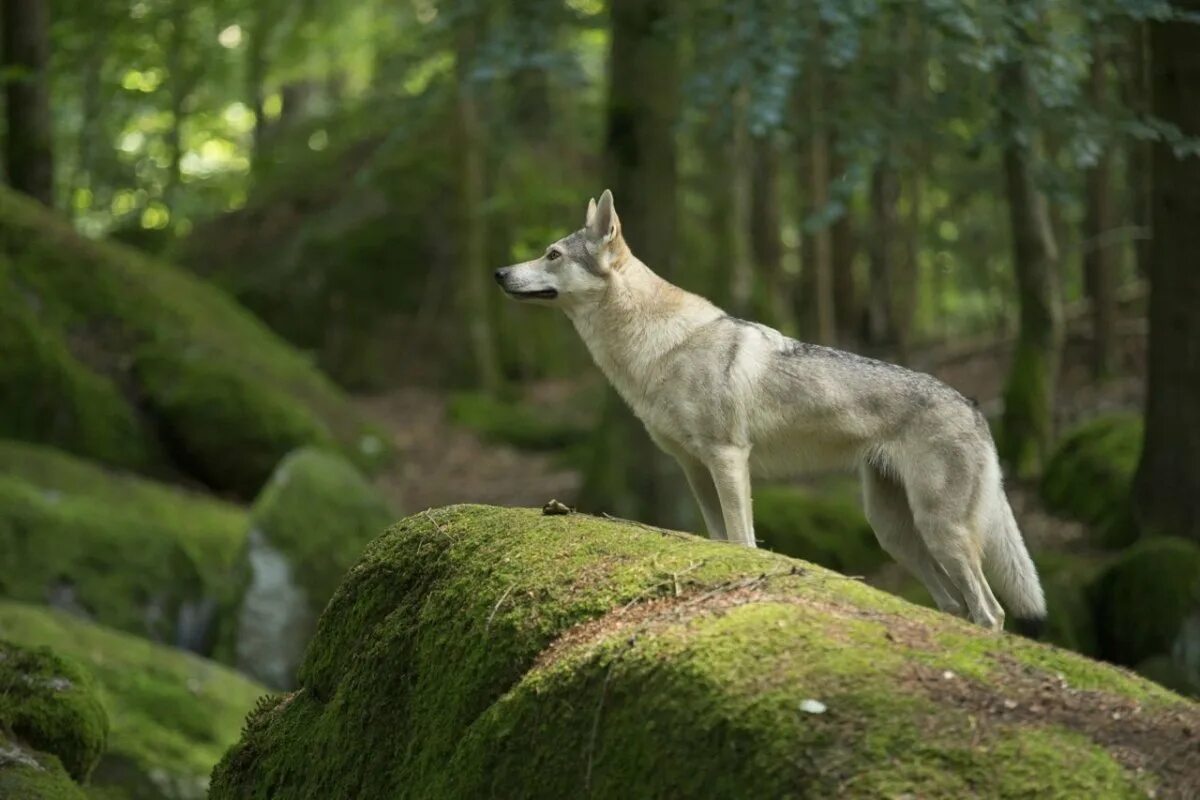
[565,256,721,408]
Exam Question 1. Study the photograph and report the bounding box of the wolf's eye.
[546,249,562,261]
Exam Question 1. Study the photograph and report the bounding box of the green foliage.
[1091,537,1200,669]
[211,505,1189,799]
[447,391,593,452]
[0,440,247,649]
[1034,551,1105,657]
[251,447,396,619]
[0,186,389,498]
[0,601,268,800]
[1041,414,1142,547]
[753,483,887,576]
[0,640,108,783]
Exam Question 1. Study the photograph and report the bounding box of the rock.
[237,448,396,688]
[210,505,1200,799]
[0,601,267,800]
[0,186,388,498]
[0,440,247,651]
[0,638,107,793]
[753,482,888,576]
[1092,537,1200,684]
[1041,415,1142,548]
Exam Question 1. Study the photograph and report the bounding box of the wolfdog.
[495,190,1046,631]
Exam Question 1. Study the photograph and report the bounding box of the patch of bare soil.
[909,655,1200,798]
[358,387,581,513]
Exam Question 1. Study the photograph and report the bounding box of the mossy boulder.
[237,448,395,688]
[1041,415,1142,548]
[0,440,247,652]
[1034,551,1106,658]
[753,483,888,576]
[0,601,268,800]
[211,505,1199,799]
[0,730,90,800]
[0,639,107,784]
[1092,537,1200,681]
[0,186,388,498]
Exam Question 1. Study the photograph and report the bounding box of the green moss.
[1034,551,1107,657]
[447,391,592,452]
[998,340,1055,479]
[0,602,268,800]
[0,285,157,472]
[753,483,887,576]
[251,447,395,614]
[0,640,107,782]
[0,440,247,649]
[0,186,389,498]
[0,732,89,800]
[1041,415,1142,548]
[210,505,1194,799]
[1092,537,1200,667]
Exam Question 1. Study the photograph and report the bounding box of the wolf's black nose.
[493,269,508,284]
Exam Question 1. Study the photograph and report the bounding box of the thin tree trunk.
[1083,35,1119,378]
[245,5,269,163]
[164,0,191,206]
[1126,21,1153,280]
[455,10,502,396]
[997,16,1064,477]
[2,0,54,205]
[751,132,791,330]
[73,25,106,208]
[830,147,858,346]
[867,158,900,349]
[806,45,835,345]
[580,0,683,527]
[1133,3,1200,543]
[728,84,754,315]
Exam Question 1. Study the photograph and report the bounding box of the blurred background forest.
[2,0,1199,797]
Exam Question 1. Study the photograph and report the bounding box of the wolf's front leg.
[706,446,756,547]
[675,454,727,540]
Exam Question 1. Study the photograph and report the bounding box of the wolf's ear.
[585,197,598,226]
[586,189,620,246]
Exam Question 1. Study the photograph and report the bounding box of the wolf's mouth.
[506,289,559,300]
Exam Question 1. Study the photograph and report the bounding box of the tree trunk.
[867,157,900,349]
[1133,4,1200,543]
[1126,21,1153,280]
[245,5,269,163]
[727,84,754,316]
[2,0,54,205]
[805,47,835,346]
[454,10,502,396]
[830,148,858,347]
[751,132,791,330]
[580,0,683,527]
[997,22,1064,478]
[1083,35,1119,379]
[164,0,191,207]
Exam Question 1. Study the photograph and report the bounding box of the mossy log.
[211,506,1200,799]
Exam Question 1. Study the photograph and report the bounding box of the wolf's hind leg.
[860,466,967,618]
[676,454,727,541]
[706,446,756,548]
[913,516,1005,630]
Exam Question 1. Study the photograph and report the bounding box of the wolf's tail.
[981,471,1047,635]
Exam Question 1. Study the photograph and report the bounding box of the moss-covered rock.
[211,505,1199,799]
[753,483,887,576]
[1041,415,1142,548]
[1092,537,1200,674]
[0,440,247,651]
[1034,551,1106,658]
[0,639,107,784]
[0,186,388,498]
[237,448,395,688]
[0,601,267,800]
[0,730,90,800]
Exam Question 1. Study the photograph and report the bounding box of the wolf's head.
[494,189,628,308]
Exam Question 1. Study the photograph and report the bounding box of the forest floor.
[360,321,1146,557]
